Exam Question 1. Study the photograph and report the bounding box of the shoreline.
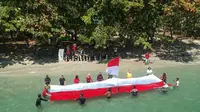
[0,59,200,77]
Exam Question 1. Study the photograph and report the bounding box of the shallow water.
[0,65,200,112]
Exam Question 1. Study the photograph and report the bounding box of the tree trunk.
[150,37,153,43]
[170,27,173,38]
[2,33,6,45]
[25,38,29,48]
[163,27,166,36]
[73,29,77,41]
[10,31,14,42]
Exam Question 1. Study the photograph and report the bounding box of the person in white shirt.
[146,67,153,75]
[174,78,179,87]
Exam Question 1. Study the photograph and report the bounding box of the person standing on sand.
[145,52,150,64]
[86,74,93,83]
[146,67,153,75]
[97,72,104,81]
[59,75,66,85]
[72,44,76,56]
[74,75,80,84]
[65,45,70,62]
[126,69,132,78]
[44,75,51,85]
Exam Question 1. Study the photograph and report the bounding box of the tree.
[0,0,200,50]
[1,0,61,45]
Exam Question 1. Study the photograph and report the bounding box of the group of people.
[44,73,104,86]
[36,67,180,108]
[65,44,77,61]
[126,67,153,78]
[126,67,180,94]
[35,73,104,108]
[78,85,140,105]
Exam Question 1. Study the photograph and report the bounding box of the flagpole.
[106,56,120,93]
[117,75,119,93]
[117,57,119,93]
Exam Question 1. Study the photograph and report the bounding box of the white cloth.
[176,81,179,86]
[147,69,153,75]
[106,66,119,76]
[58,49,64,61]
[163,84,169,88]
[50,75,162,92]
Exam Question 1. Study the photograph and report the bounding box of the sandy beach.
[1,39,200,77]
[1,58,200,77]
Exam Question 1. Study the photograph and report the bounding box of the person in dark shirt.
[76,93,86,105]
[161,85,168,93]
[44,75,51,85]
[108,74,113,79]
[105,88,112,99]
[97,72,104,81]
[59,75,66,85]
[35,94,48,108]
[130,86,139,97]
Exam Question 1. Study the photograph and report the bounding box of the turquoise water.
[0,65,200,112]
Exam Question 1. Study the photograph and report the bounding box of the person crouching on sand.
[76,93,86,105]
[74,75,80,84]
[130,86,139,97]
[105,88,112,99]
[86,74,93,83]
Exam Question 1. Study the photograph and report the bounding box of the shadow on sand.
[154,38,200,63]
[1,39,200,68]
[0,44,58,68]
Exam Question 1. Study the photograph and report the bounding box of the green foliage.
[0,0,200,49]
[134,33,152,50]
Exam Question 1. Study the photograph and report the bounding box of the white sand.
[1,39,200,77]
[1,59,200,77]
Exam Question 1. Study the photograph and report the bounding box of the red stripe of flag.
[107,57,120,67]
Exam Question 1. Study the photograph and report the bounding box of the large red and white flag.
[49,75,166,101]
[106,57,120,76]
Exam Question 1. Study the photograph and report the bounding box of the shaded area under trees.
[1,0,200,68]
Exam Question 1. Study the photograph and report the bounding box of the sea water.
[0,65,200,112]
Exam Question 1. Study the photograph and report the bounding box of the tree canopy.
[1,0,200,49]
